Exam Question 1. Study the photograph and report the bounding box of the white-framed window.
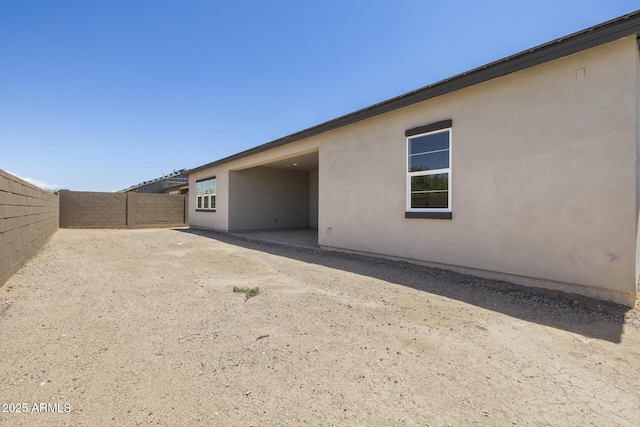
[196,177,216,211]
[406,121,452,216]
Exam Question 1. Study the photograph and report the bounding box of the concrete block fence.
[0,169,59,287]
[0,179,187,288]
[134,193,188,226]
[59,191,187,228]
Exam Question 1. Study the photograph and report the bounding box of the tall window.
[406,123,451,214]
[196,177,216,211]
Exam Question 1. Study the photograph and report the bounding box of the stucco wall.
[0,170,58,288]
[189,169,228,231]
[317,36,638,306]
[309,170,319,229]
[635,40,640,303]
[189,36,639,306]
[228,167,310,231]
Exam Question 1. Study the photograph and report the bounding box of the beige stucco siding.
[636,37,640,299]
[309,170,319,228]
[190,35,639,305]
[228,167,310,231]
[319,36,638,305]
[189,168,229,231]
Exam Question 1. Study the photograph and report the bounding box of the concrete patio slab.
[231,228,318,248]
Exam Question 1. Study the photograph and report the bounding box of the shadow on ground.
[175,228,632,343]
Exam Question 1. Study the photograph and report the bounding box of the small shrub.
[233,286,260,301]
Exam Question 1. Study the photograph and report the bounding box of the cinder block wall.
[0,169,59,287]
[59,191,127,228]
[135,193,187,226]
[59,191,186,228]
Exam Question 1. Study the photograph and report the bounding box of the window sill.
[196,209,217,212]
[405,211,452,219]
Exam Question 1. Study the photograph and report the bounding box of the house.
[188,11,640,307]
[163,183,189,195]
[120,169,189,194]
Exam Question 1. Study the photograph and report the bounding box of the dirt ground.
[1,228,639,426]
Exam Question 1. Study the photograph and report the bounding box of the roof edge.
[189,10,640,175]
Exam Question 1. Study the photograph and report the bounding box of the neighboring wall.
[135,193,188,226]
[59,191,187,228]
[0,170,58,287]
[59,191,127,227]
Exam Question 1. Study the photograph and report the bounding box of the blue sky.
[1,1,638,191]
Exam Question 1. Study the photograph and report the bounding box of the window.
[406,120,452,219]
[196,177,216,211]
